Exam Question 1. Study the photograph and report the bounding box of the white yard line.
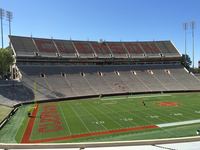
[69,104,91,132]
[100,102,138,127]
[157,119,200,128]
[80,105,108,130]
[101,94,171,101]
[86,102,123,128]
[58,103,72,135]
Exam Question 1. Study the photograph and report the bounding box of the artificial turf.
[1,92,200,143]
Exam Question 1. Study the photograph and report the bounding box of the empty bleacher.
[9,36,38,56]
[89,42,112,58]
[10,36,181,59]
[0,80,34,106]
[8,64,198,103]
[106,42,128,58]
[195,74,200,80]
[54,40,77,58]
[123,42,145,58]
[3,35,199,106]
[73,41,95,58]
[152,69,185,91]
[170,68,200,90]
[33,38,58,57]
[156,41,180,57]
[119,71,149,93]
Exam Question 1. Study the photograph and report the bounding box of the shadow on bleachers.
[0,80,35,102]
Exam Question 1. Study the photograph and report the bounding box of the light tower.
[191,21,195,69]
[183,22,188,60]
[6,11,13,36]
[0,8,4,48]
[6,11,13,47]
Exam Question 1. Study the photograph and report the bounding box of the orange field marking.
[159,102,178,107]
[29,125,158,143]
[21,104,39,143]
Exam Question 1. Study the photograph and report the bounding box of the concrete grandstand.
[0,35,199,106]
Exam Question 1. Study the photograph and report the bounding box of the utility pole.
[0,8,4,49]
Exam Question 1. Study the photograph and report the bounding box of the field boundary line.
[157,119,200,128]
[21,104,38,143]
[101,94,171,101]
[28,125,158,143]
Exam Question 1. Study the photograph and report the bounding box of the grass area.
[0,105,31,143]
[1,92,200,143]
[0,105,12,122]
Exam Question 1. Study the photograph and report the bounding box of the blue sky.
[1,0,200,66]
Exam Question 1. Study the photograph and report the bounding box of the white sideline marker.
[157,119,200,128]
[101,94,171,101]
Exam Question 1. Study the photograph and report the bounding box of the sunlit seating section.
[73,41,95,58]
[34,38,58,57]
[106,42,128,58]
[10,36,38,56]
[89,42,112,58]
[54,40,77,57]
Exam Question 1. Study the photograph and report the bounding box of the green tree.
[181,54,192,70]
[0,48,14,79]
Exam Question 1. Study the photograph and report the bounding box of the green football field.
[1,92,200,143]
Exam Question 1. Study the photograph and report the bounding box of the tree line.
[0,48,14,79]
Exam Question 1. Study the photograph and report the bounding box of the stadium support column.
[0,8,4,49]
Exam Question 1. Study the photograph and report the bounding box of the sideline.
[21,104,39,143]
[101,94,171,101]
[157,119,200,128]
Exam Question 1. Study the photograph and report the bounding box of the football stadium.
[1,1,200,150]
[1,36,200,147]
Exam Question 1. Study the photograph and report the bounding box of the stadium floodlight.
[191,21,195,69]
[0,8,5,48]
[6,11,13,36]
[183,22,188,59]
